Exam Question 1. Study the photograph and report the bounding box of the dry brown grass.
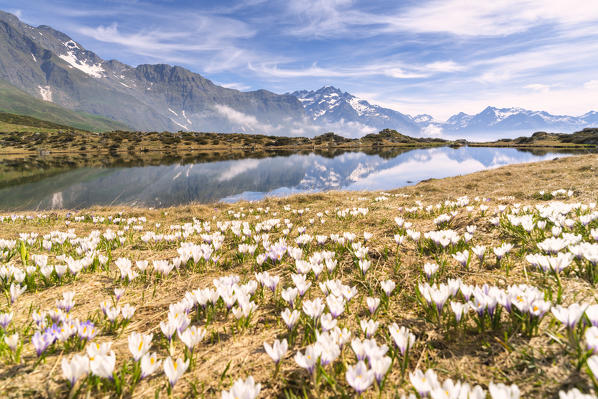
[0,154,597,398]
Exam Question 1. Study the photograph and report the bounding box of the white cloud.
[218,159,260,182]
[9,9,22,19]
[79,22,251,53]
[383,68,427,79]
[421,124,444,137]
[211,103,376,138]
[76,14,263,73]
[281,0,598,39]
[218,82,252,91]
[379,0,598,37]
[319,119,377,138]
[213,104,273,132]
[248,60,456,79]
[476,71,512,84]
[249,63,349,78]
[424,61,465,73]
[523,83,550,93]
[584,80,598,90]
[284,0,356,37]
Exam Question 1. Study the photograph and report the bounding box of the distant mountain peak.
[290,86,420,135]
[440,105,598,134]
[413,114,435,123]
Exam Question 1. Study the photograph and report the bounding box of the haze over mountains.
[292,86,598,138]
[0,10,596,138]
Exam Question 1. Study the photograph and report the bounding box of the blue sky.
[4,0,598,120]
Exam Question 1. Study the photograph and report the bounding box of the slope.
[0,79,130,132]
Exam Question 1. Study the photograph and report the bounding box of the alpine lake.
[0,146,588,210]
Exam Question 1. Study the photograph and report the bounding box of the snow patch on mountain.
[182,110,192,125]
[64,40,79,50]
[38,85,52,102]
[58,51,104,78]
[491,107,525,123]
[170,118,188,130]
[413,114,434,124]
[348,97,384,118]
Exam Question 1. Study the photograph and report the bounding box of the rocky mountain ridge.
[0,11,306,133]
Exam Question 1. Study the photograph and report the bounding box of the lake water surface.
[0,146,578,210]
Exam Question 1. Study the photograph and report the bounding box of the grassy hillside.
[0,111,92,133]
[0,80,131,132]
[471,129,598,148]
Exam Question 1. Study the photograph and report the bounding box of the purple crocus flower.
[31,331,53,356]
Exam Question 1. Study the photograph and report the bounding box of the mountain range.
[0,10,596,137]
[292,86,598,138]
[0,10,305,133]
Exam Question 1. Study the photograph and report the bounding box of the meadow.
[0,154,597,398]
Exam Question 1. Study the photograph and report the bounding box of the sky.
[3,0,598,120]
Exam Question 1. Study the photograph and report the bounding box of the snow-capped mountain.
[438,106,598,136]
[291,87,598,138]
[290,86,421,135]
[413,114,435,124]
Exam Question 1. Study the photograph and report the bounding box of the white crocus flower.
[488,382,520,399]
[381,280,396,296]
[140,352,162,379]
[4,333,18,351]
[294,345,319,374]
[178,326,206,351]
[320,313,337,332]
[9,283,26,304]
[423,263,438,280]
[164,356,189,387]
[62,354,90,386]
[120,304,136,320]
[552,303,587,329]
[281,308,300,330]
[160,319,177,341]
[281,287,298,308]
[388,323,416,355]
[360,319,379,338]
[90,351,116,379]
[346,361,375,394]
[409,369,439,397]
[263,338,288,364]
[366,297,380,315]
[128,332,153,361]
[302,298,325,320]
[221,376,262,399]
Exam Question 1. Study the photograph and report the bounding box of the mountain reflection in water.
[0,146,579,210]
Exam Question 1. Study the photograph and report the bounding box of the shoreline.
[1,128,595,157]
